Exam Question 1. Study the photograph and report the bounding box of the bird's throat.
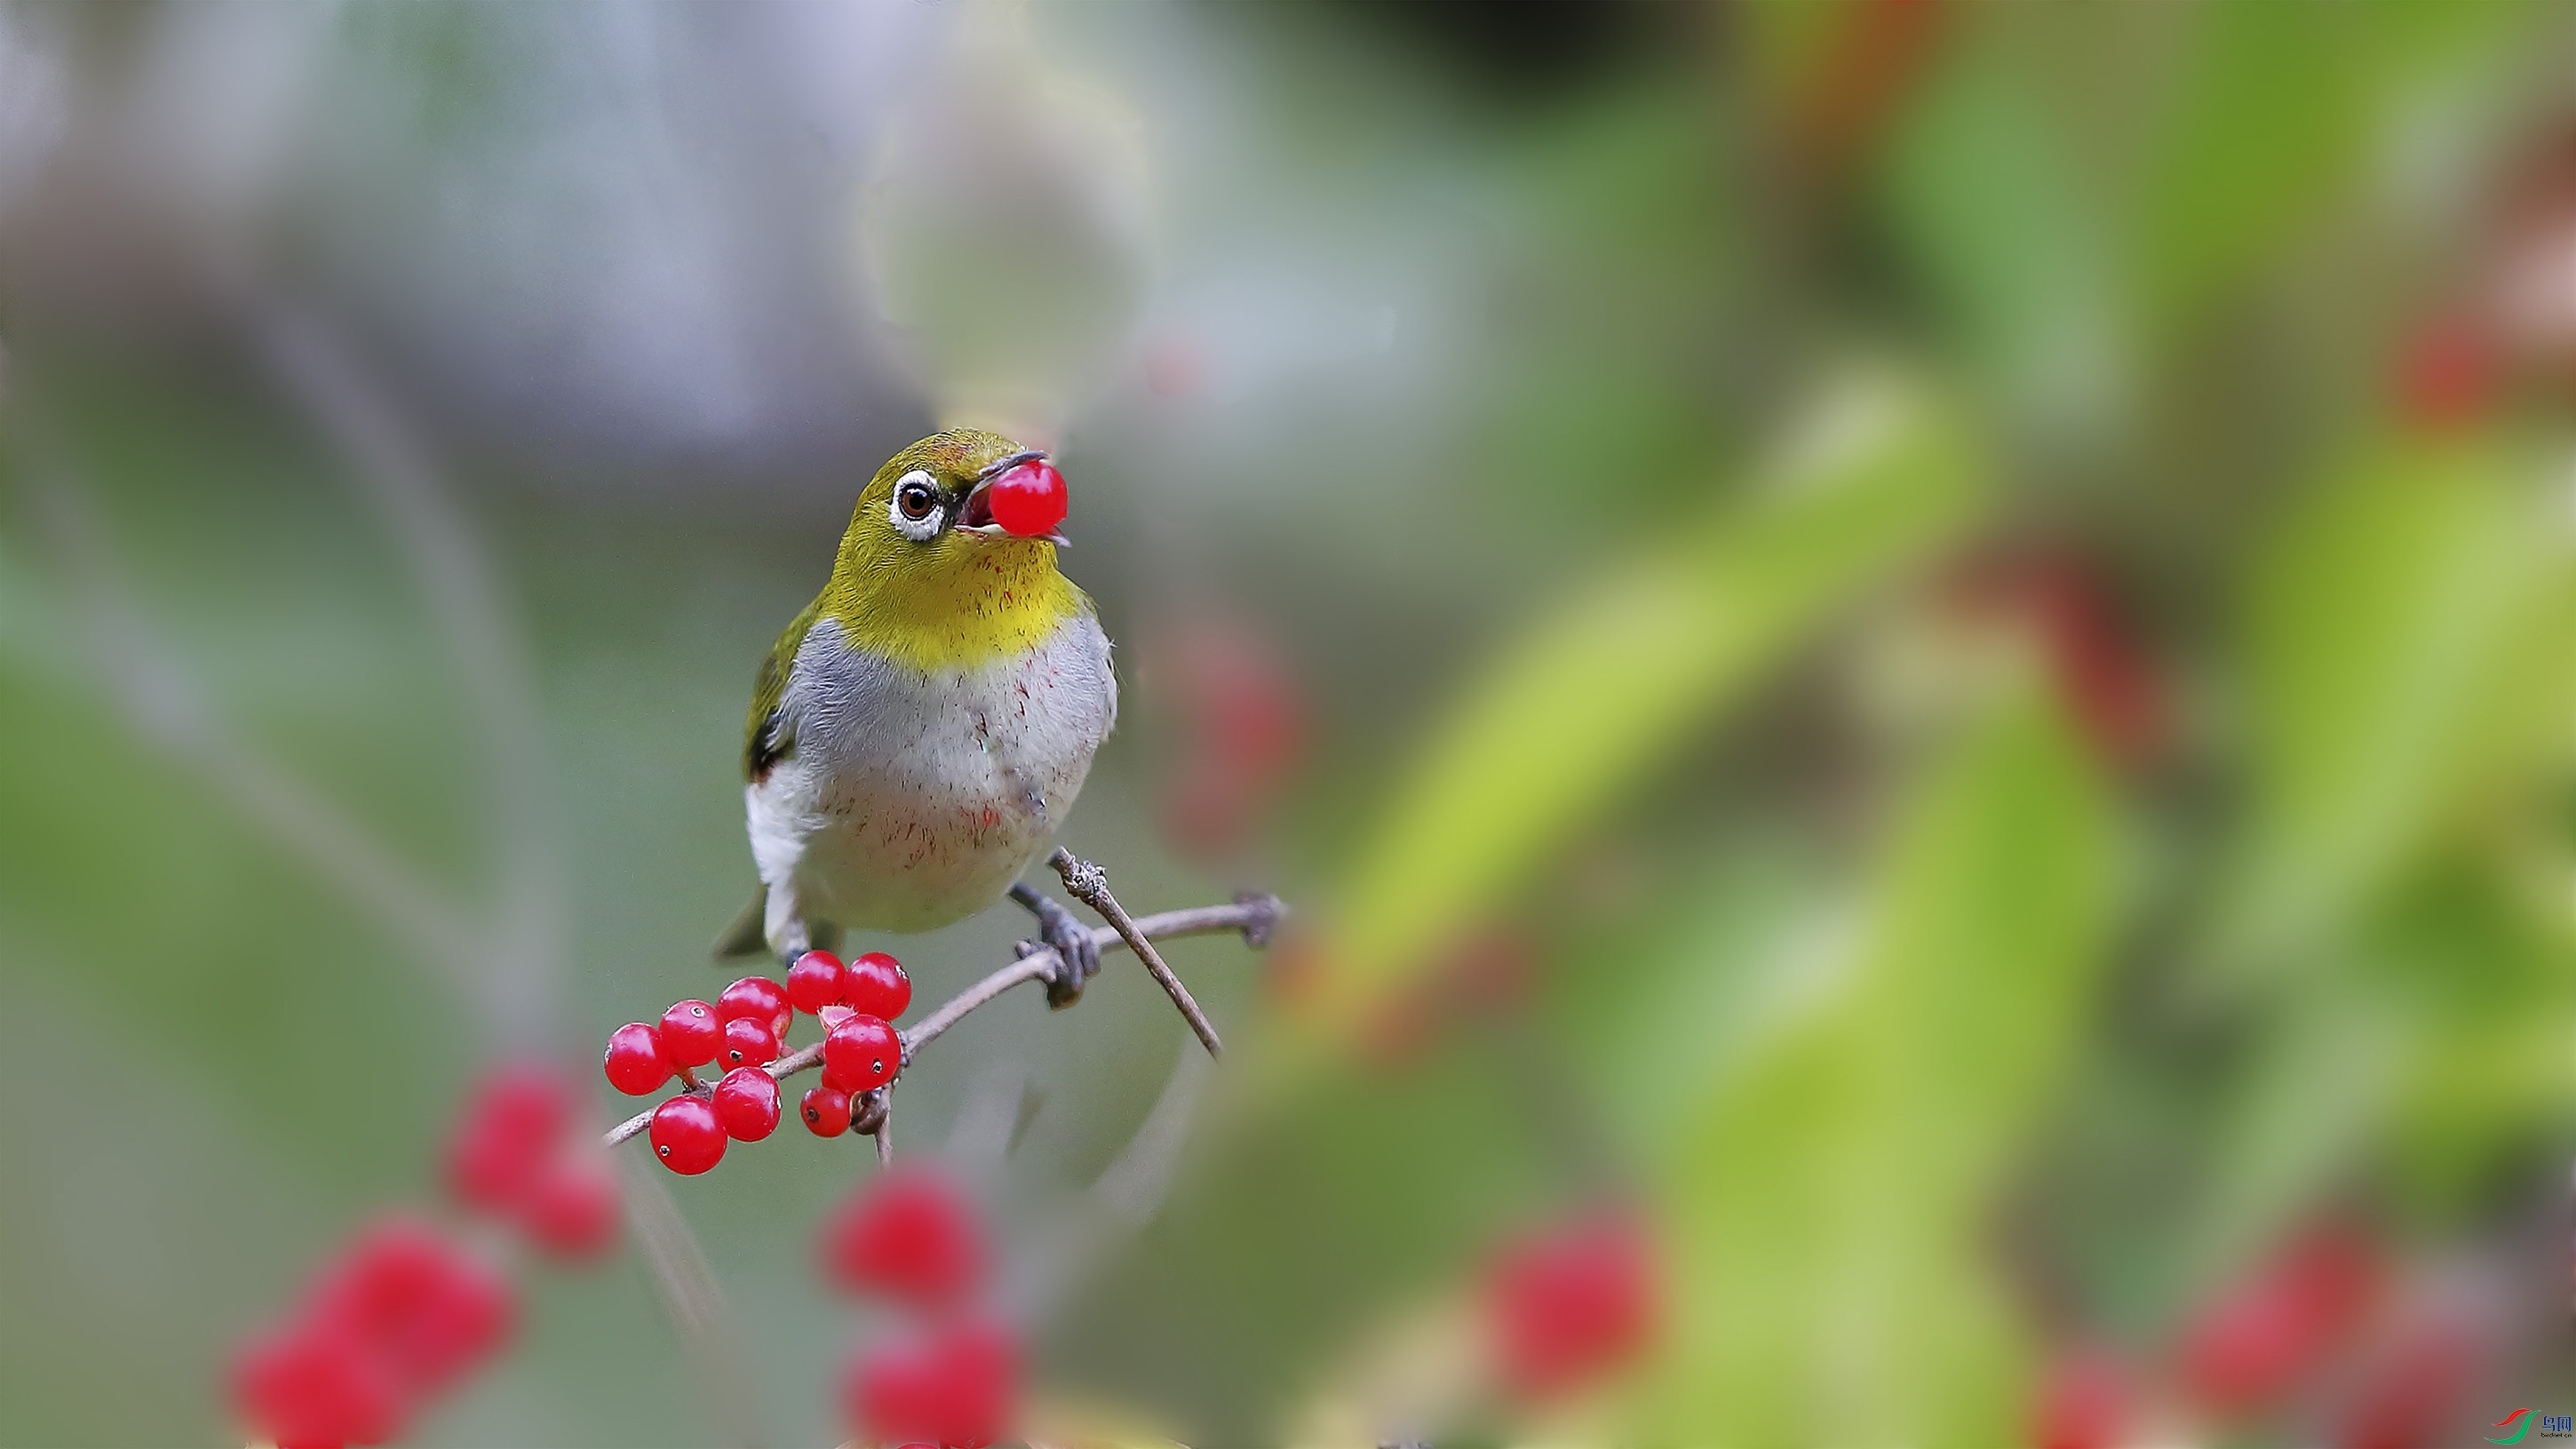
[823,542,1085,673]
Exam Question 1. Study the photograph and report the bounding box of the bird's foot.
[1011,881,1101,1008]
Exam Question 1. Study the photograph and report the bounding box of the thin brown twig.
[1050,849,1225,1059]
[602,895,1282,1149]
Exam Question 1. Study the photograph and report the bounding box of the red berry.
[444,1064,575,1213]
[818,1003,856,1031]
[1485,1209,1657,1403]
[657,1000,722,1068]
[2396,311,2495,433]
[802,1086,853,1137]
[823,1015,902,1094]
[720,1015,780,1070]
[234,1320,406,1449]
[987,458,1067,538]
[844,951,913,1020]
[602,1023,671,1096]
[788,950,847,1015]
[2032,1347,2132,1449]
[846,1319,1020,1449]
[519,1158,620,1262]
[648,1095,727,1174]
[821,1164,984,1309]
[718,975,793,1039]
[2176,1222,2381,1414]
[307,1216,513,1397]
[712,1066,782,1142]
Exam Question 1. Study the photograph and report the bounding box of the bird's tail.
[712,884,768,959]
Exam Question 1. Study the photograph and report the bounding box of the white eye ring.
[889,469,944,541]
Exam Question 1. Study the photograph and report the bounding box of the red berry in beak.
[988,459,1067,537]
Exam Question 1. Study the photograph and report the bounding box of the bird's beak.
[957,449,1070,545]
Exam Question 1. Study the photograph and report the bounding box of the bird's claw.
[1013,882,1101,1009]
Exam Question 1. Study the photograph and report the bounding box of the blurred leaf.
[2208,439,2576,990]
[1319,366,1984,1023]
[1634,684,2115,1445]
[1879,39,2125,441]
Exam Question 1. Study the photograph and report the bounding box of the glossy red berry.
[720,1015,780,1070]
[718,975,793,1039]
[802,1086,853,1137]
[843,951,913,1020]
[821,1164,984,1309]
[1485,1209,1657,1403]
[657,1000,722,1068]
[519,1158,620,1262]
[712,1066,782,1142]
[445,1064,575,1212]
[987,458,1068,538]
[823,1014,902,1094]
[603,1023,672,1095]
[788,950,847,1015]
[649,1095,727,1174]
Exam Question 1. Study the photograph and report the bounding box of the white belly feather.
[746,610,1116,943]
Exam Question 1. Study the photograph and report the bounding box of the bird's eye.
[889,470,945,540]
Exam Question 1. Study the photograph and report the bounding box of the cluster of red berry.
[2032,1219,2490,1449]
[235,1063,618,1446]
[234,1216,513,1447]
[605,950,912,1174]
[824,1166,1020,1448]
[444,1064,619,1260]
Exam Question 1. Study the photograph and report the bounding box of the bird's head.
[823,428,1079,664]
[835,426,1069,579]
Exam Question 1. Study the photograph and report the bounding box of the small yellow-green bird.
[716,427,1115,998]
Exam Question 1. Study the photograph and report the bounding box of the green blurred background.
[6,1,2576,1445]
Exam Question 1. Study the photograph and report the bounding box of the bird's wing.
[744,598,823,782]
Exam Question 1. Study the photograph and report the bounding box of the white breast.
[746,609,1116,942]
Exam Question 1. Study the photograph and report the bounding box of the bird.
[715,426,1117,1001]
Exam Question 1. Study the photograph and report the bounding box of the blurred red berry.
[2335,1310,2482,1449]
[2176,1222,2382,1415]
[718,975,793,1039]
[987,458,1067,538]
[846,1318,1020,1449]
[821,1164,984,1310]
[233,1319,406,1449]
[1952,549,2167,769]
[2031,1346,2133,1449]
[657,1000,722,1068]
[518,1157,620,1262]
[306,1217,513,1397]
[649,1095,727,1175]
[1144,334,1204,398]
[602,1023,671,1096]
[443,1065,575,1214]
[2395,311,2496,433]
[823,1015,902,1094]
[845,951,913,1021]
[802,1086,853,1137]
[713,1066,783,1142]
[1149,622,1307,858]
[1485,1209,1658,1403]
[720,1015,780,1070]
